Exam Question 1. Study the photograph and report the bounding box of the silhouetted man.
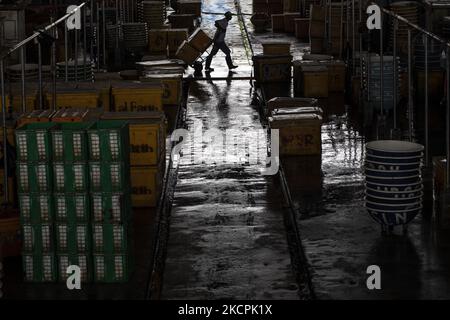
[205,11,238,73]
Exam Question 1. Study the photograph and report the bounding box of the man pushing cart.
[175,11,238,73]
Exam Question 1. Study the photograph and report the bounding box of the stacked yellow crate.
[111,81,163,112]
[101,112,167,207]
[45,83,100,109]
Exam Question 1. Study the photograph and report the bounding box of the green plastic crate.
[91,192,132,223]
[54,193,90,222]
[15,122,58,162]
[22,223,55,252]
[18,193,54,224]
[55,223,92,253]
[93,254,132,283]
[92,222,132,253]
[16,162,53,193]
[88,162,130,193]
[51,122,93,162]
[57,253,93,283]
[87,120,130,162]
[53,162,89,193]
[23,252,58,282]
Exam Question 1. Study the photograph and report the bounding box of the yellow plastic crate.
[101,112,167,166]
[46,92,99,109]
[143,74,182,105]
[130,160,165,207]
[112,82,163,112]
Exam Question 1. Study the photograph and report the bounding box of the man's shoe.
[205,67,214,72]
[229,65,238,70]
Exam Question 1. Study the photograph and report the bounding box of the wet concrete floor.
[160,0,299,300]
[238,0,450,299]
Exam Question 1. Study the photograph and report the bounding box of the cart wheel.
[193,61,203,73]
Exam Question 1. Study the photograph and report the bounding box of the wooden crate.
[252,54,292,83]
[269,113,323,156]
[284,13,302,33]
[188,28,213,53]
[148,29,168,55]
[167,28,189,54]
[271,14,285,32]
[175,40,202,65]
[322,60,346,92]
[294,64,329,98]
[295,18,309,40]
[309,19,326,38]
[262,41,291,56]
[310,4,327,21]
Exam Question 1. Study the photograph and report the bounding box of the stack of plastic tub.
[365,140,424,232]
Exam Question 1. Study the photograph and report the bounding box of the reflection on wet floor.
[162,80,298,300]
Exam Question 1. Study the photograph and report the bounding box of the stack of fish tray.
[16,122,59,282]
[7,64,39,82]
[389,1,421,55]
[141,1,166,29]
[56,60,94,82]
[87,120,133,282]
[365,140,424,230]
[122,23,149,52]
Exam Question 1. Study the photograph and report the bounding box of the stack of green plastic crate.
[51,122,94,283]
[87,120,133,282]
[16,123,58,282]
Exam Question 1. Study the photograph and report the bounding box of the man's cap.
[224,11,233,18]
